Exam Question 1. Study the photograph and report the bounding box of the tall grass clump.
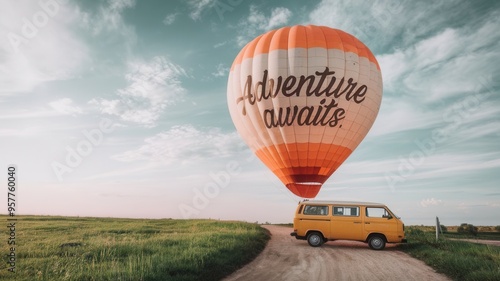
[0,216,269,281]
[401,226,500,281]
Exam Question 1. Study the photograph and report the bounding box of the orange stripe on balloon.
[255,143,352,198]
[287,183,322,198]
[288,25,307,49]
[255,29,277,56]
[269,26,290,51]
[322,26,344,50]
[230,25,380,71]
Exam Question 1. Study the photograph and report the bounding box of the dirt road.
[224,225,450,281]
[450,238,500,246]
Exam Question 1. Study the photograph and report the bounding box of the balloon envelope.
[227,25,383,198]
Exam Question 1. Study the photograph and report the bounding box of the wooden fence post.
[436,216,440,241]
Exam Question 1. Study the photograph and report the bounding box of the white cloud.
[187,0,216,20]
[369,96,441,137]
[328,149,500,194]
[246,6,267,29]
[213,41,228,48]
[420,198,443,208]
[237,6,292,46]
[163,12,178,25]
[212,63,228,77]
[379,21,500,98]
[0,110,59,120]
[366,11,500,139]
[78,0,135,35]
[49,98,83,115]
[411,154,500,181]
[0,0,88,93]
[266,7,292,29]
[307,0,476,52]
[113,125,246,164]
[246,6,291,30]
[0,127,42,137]
[90,56,187,127]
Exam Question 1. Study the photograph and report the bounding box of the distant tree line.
[435,224,500,234]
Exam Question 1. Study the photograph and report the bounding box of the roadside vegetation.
[401,225,500,281]
[0,216,269,281]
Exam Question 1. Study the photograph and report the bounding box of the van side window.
[366,207,390,218]
[303,205,328,216]
[333,206,359,216]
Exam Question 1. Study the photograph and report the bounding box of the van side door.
[330,206,363,241]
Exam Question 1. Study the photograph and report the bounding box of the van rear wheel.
[368,235,386,250]
[307,232,324,247]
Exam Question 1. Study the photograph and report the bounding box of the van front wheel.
[307,232,324,247]
[368,235,386,250]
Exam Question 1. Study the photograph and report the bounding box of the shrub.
[457,223,478,236]
[440,225,448,233]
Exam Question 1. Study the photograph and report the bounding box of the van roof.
[299,200,387,207]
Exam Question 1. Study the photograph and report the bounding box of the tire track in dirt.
[224,225,451,281]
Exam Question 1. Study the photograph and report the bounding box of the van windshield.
[385,207,400,219]
[386,208,400,219]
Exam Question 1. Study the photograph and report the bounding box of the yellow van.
[290,200,406,250]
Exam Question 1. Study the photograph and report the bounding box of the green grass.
[0,216,270,281]
[401,226,500,281]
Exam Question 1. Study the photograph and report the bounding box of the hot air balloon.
[227,25,383,198]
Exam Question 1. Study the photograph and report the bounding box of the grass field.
[401,226,500,281]
[0,216,269,281]
[3,216,499,281]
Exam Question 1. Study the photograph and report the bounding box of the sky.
[1,0,499,226]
